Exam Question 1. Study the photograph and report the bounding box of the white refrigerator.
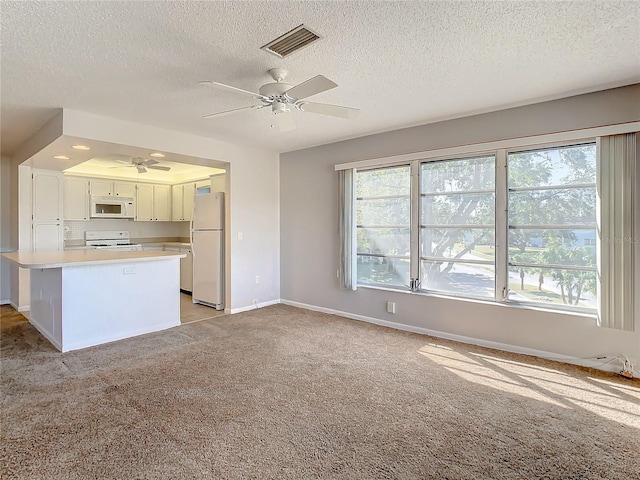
[190,192,224,310]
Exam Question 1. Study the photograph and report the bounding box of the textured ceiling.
[1,1,639,157]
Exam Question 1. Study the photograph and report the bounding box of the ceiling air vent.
[261,24,321,58]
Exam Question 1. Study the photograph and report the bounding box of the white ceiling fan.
[199,68,360,132]
[113,157,172,173]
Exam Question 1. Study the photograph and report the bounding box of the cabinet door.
[183,183,195,221]
[33,223,62,252]
[210,174,226,193]
[180,249,193,292]
[136,184,154,221]
[90,180,113,196]
[63,177,89,220]
[33,171,63,222]
[153,185,171,221]
[172,185,183,221]
[114,182,136,197]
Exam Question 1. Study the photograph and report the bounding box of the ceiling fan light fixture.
[261,24,321,58]
[272,102,290,115]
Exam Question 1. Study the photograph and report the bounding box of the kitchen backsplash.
[65,219,189,242]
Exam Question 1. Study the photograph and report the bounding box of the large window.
[507,144,597,310]
[352,142,598,313]
[420,156,496,299]
[356,165,411,288]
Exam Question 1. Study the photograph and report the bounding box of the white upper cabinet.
[210,174,226,193]
[172,182,195,221]
[63,177,90,221]
[90,180,135,197]
[136,183,171,221]
[33,170,63,222]
[89,179,113,196]
[153,185,171,221]
[32,169,63,251]
[136,184,154,221]
[114,182,135,197]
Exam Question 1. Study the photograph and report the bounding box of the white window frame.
[352,139,600,314]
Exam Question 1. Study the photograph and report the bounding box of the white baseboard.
[229,298,280,314]
[280,299,623,375]
[8,301,30,313]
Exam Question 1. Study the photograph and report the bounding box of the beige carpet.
[1,304,639,479]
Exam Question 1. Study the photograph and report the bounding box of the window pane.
[421,228,495,260]
[507,143,597,312]
[508,144,596,188]
[421,260,495,298]
[358,256,409,288]
[356,165,411,288]
[420,155,495,299]
[357,228,410,256]
[357,165,410,197]
[508,267,596,310]
[421,155,495,193]
[421,193,494,225]
[358,197,409,226]
[509,228,596,267]
[509,188,595,226]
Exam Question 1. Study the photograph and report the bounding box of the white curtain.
[597,133,636,330]
[338,169,357,290]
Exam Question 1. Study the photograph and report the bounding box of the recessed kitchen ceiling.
[64,155,224,183]
[1,1,639,157]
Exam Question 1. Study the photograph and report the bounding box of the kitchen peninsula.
[3,249,185,352]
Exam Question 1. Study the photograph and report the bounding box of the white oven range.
[85,231,142,252]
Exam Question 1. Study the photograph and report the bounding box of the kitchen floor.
[1,296,225,329]
[180,292,226,324]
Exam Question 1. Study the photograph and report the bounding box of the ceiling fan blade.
[297,101,360,119]
[275,112,296,132]
[142,158,159,166]
[203,105,263,119]
[284,75,337,101]
[199,81,267,100]
[147,165,171,171]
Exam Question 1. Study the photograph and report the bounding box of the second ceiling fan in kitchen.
[115,157,171,173]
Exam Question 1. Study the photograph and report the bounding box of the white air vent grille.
[261,25,321,58]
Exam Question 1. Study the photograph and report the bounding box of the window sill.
[356,284,597,320]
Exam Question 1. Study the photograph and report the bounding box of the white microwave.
[90,196,135,219]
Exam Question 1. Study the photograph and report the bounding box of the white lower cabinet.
[180,248,193,292]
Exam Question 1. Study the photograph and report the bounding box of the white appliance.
[90,196,135,219]
[85,231,142,251]
[190,192,224,310]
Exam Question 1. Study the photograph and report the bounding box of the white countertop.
[2,250,186,269]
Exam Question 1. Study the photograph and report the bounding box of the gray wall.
[280,84,640,366]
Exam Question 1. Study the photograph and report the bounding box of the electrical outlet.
[386,301,396,314]
[255,275,260,284]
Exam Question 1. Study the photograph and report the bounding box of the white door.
[153,185,171,221]
[90,180,113,196]
[33,171,62,222]
[136,184,153,221]
[193,192,224,230]
[33,223,62,251]
[63,177,89,220]
[114,182,135,197]
[192,230,223,307]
